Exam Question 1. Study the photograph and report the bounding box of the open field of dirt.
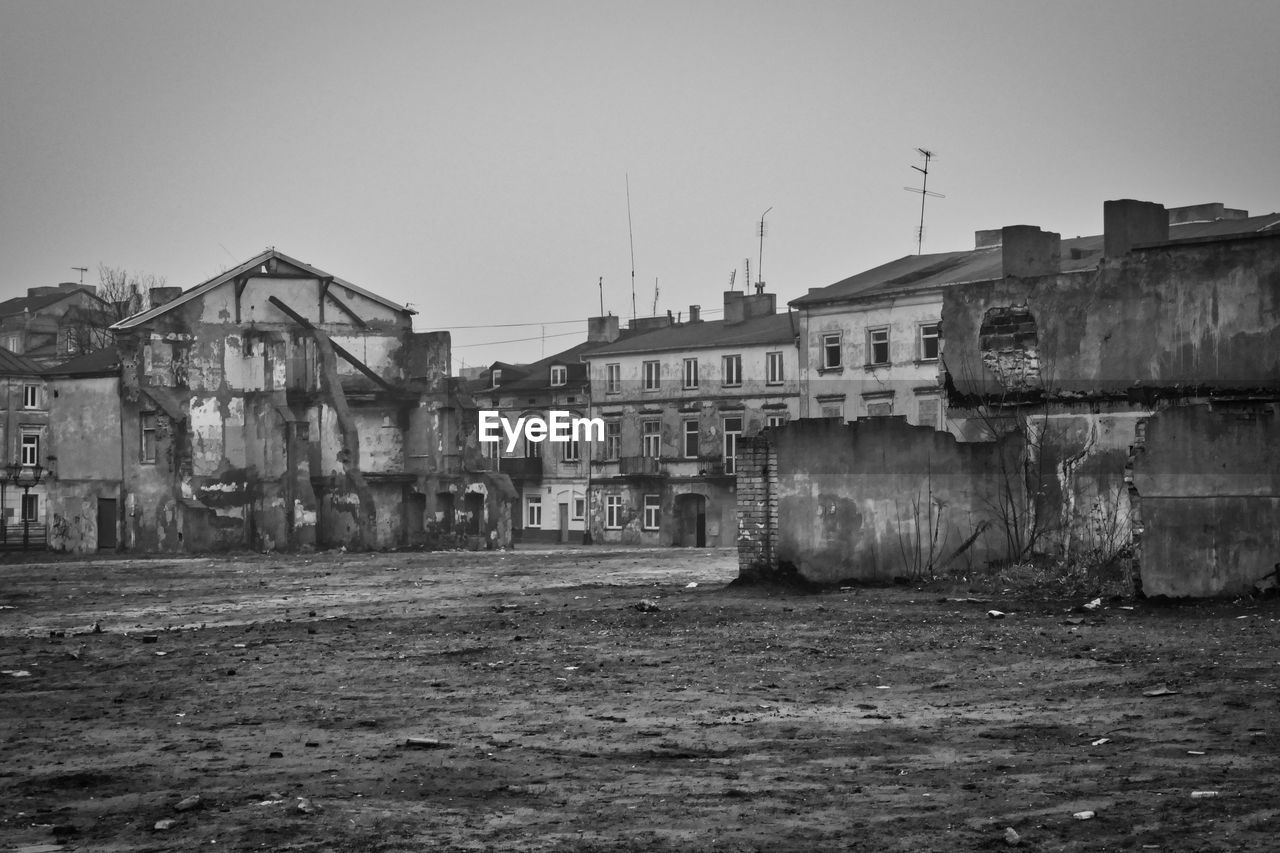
[2,546,1280,852]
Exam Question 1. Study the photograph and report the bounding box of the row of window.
[605,351,786,394]
[523,494,587,528]
[815,392,943,429]
[598,493,659,530]
[820,323,939,371]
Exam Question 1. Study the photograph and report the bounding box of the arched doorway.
[675,494,707,547]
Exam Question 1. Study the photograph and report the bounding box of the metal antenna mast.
[72,266,88,284]
[626,174,637,321]
[598,276,604,316]
[757,207,772,292]
[904,148,944,254]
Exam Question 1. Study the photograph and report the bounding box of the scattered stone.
[1072,810,1096,820]
[685,582,698,589]
[3,669,32,677]
[154,819,177,831]
[1091,738,1111,746]
[1004,826,1022,846]
[175,795,201,812]
[987,610,1006,619]
[1143,685,1179,697]
[296,797,320,814]
[634,599,661,613]
[405,737,450,750]
[1190,790,1220,798]
[1083,597,1103,611]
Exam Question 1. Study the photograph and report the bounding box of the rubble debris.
[1004,826,1022,846]
[405,737,450,750]
[1072,810,1096,820]
[1142,685,1179,697]
[154,819,177,831]
[175,795,201,812]
[1190,790,1220,798]
[634,599,661,613]
[987,610,1006,619]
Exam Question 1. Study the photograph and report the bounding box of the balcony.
[618,455,663,478]
[499,457,543,480]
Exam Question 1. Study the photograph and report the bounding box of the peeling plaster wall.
[46,375,122,553]
[740,418,1019,584]
[943,235,1280,398]
[1132,405,1280,597]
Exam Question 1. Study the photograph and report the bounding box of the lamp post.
[6,463,45,550]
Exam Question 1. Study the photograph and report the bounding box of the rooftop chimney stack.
[587,314,621,343]
[1001,225,1061,278]
[688,304,701,323]
[724,289,777,326]
[1104,199,1169,257]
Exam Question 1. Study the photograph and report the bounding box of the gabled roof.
[793,212,1280,308]
[0,287,103,318]
[0,346,44,376]
[582,312,795,358]
[111,248,414,330]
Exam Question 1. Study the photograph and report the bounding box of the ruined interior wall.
[943,236,1280,398]
[766,418,1020,584]
[1132,404,1280,597]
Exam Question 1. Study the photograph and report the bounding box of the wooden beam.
[267,295,394,393]
[325,289,368,329]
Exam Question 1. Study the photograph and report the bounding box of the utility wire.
[452,330,584,349]
[435,306,724,333]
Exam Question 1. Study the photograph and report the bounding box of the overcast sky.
[3,0,1278,370]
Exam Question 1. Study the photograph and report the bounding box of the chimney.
[975,229,1003,249]
[1104,199,1169,257]
[629,314,674,333]
[724,289,776,325]
[1167,203,1248,225]
[149,286,183,309]
[587,314,620,343]
[1001,225,1061,278]
[688,304,701,323]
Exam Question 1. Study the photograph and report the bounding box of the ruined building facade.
[42,249,512,554]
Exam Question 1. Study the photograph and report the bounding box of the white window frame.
[919,322,940,362]
[821,333,842,370]
[682,419,699,458]
[723,416,743,475]
[643,360,661,391]
[721,354,742,387]
[682,357,699,389]
[20,430,39,466]
[766,414,788,429]
[867,327,890,366]
[21,494,38,523]
[605,494,623,529]
[642,494,660,530]
[605,363,621,394]
[561,436,580,462]
[765,351,784,385]
[641,419,661,458]
[604,420,621,460]
[526,496,543,528]
[572,497,586,521]
[550,365,567,386]
[22,384,39,409]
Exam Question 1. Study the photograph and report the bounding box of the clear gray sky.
[3,0,1278,370]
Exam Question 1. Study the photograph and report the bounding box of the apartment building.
[582,289,799,546]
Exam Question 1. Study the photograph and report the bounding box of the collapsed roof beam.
[267,295,395,393]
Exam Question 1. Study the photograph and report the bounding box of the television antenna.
[72,266,88,284]
[904,148,944,254]
[756,206,772,292]
[626,174,637,322]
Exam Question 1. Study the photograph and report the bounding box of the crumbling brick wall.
[736,435,778,578]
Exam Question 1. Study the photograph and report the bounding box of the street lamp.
[6,463,45,550]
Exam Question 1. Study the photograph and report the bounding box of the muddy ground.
[1,547,1278,852]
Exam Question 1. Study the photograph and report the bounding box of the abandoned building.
[741,200,1280,597]
[35,249,513,554]
[582,289,799,547]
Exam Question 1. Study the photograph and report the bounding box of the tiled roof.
[0,288,96,317]
[582,312,796,358]
[792,212,1280,308]
[0,346,44,376]
[42,347,121,377]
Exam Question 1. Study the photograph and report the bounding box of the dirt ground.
[2,547,1279,852]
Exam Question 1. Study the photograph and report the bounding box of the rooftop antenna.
[728,269,737,291]
[626,174,636,322]
[597,276,604,316]
[744,258,750,294]
[651,277,659,316]
[71,266,88,284]
[904,148,945,254]
[756,206,772,293]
